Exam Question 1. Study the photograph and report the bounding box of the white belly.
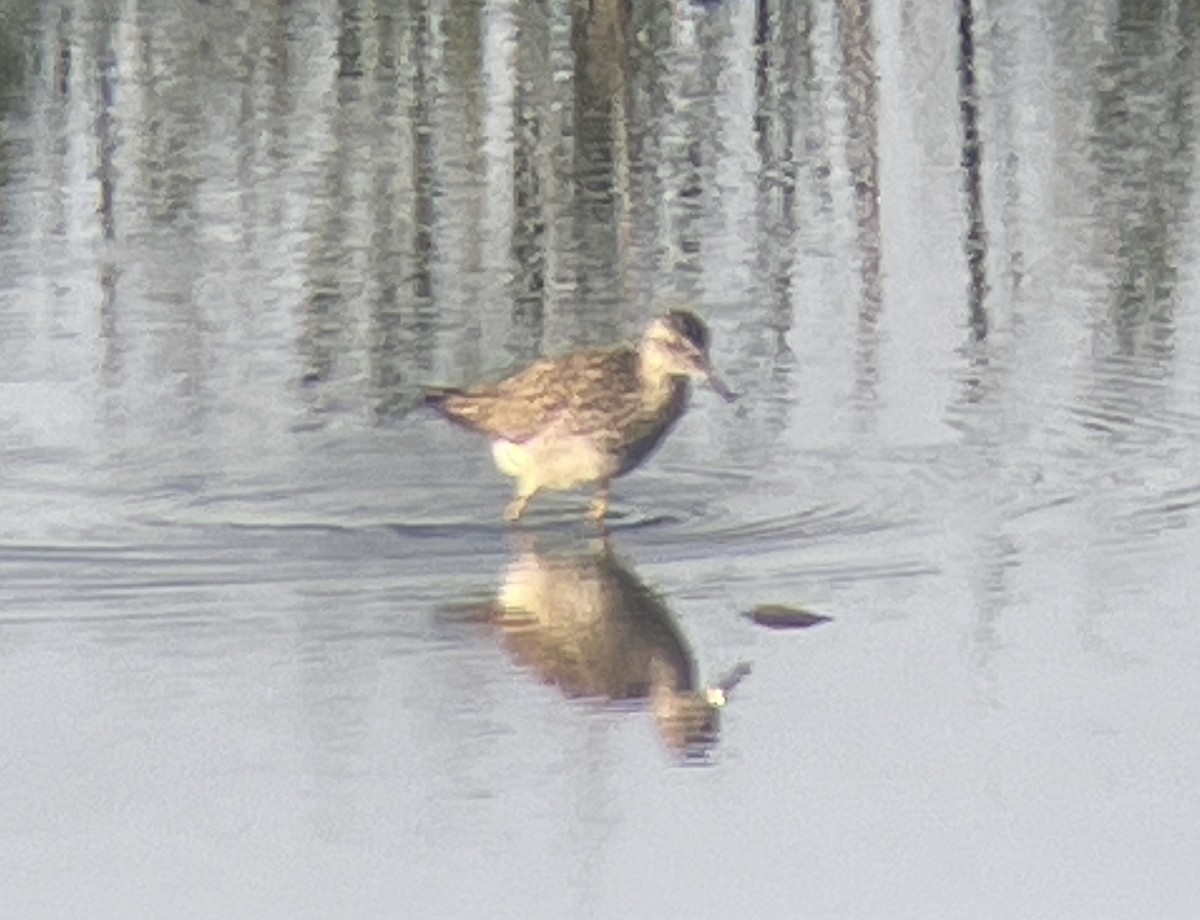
[491,432,619,491]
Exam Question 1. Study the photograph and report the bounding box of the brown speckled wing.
[436,347,643,443]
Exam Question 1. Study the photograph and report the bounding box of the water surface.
[3,0,1200,917]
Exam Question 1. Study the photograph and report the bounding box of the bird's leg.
[587,482,611,522]
[505,484,538,522]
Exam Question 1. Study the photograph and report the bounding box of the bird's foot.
[587,493,610,522]
[505,496,529,522]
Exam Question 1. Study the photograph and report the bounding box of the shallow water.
[3,0,1200,917]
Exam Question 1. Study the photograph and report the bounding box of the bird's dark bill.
[704,369,738,402]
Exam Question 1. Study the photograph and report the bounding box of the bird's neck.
[637,349,687,403]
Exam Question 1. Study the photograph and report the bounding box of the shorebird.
[423,310,735,521]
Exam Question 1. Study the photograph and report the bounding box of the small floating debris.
[743,604,832,630]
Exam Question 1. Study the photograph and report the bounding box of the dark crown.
[664,310,710,352]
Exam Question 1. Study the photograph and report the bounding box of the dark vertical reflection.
[671,138,705,297]
[443,0,488,376]
[365,4,409,418]
[664,15,726,303]
[235,57,257,260]
[55,5,73,97]
[1091,0,1197,362]
[944,1,1015,681]
[93,10,117,239]
[614,1,670,320]
[299,8,359,388]
[509,2,549,357]
[1071,0,1197,493]
[977,15,1025,306]
[836,0,882,412]
[94,5,121,381]
[299,197,348,386]
[260,1,296,164]
[133,16,202,224]
[336,0,365,78]
[753,0,808,340]
[409,0,436,309]
[124,4,214,443]
[946,317,1018,688]
[0,6,27,103]
[0,9,21,191]
[957,0,989,341]
[0,10,24,206]
[568,0,630,335]
[750,0,810,446]
[372,0,441,421]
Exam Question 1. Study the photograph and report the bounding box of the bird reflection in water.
[489,535,749,761]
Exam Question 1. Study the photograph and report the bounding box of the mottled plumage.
[424,310,734,521]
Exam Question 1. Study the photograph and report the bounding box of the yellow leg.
[587,483,611,522]
[505,485,538,522]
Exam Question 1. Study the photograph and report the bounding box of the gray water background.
[2,0,1200,917]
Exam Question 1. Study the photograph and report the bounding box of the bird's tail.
[420,386,486,433]
[421,386,465,410]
